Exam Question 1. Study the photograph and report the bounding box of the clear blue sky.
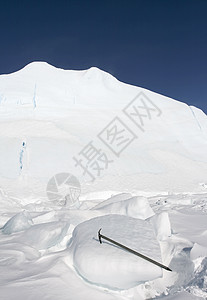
[0,0,206,113]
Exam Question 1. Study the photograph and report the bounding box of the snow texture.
[152,212,172,241]
[70,214,162,289]
[92,196,155,220]
[2,210,33,234]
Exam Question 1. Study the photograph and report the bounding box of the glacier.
[0,62,207,299]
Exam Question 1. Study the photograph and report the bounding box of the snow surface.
[70,214,162,289]
[0,62,207,299]
[92,195,155,220]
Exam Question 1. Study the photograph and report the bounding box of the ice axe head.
[98,228,102,244]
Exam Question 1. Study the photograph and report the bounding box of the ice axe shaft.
[98,229,172,272]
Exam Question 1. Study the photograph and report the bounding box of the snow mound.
[93,196,154,220]
[190,243,207,260]
[21,221,69,250]
[2,211,33,234]
[70,214,163,290]
[93,193,132,209]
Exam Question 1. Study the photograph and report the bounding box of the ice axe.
[98,229,172,272]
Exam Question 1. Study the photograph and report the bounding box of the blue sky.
[0,0,206,113]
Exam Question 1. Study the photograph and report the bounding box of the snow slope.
[0,62,207,299]
[0,62,207,195]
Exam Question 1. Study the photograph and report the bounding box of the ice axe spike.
[98,229,172,272]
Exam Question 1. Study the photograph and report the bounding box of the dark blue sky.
[0,0,207,113]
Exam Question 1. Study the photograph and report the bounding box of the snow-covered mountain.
[0,62,207,195]
[1,62,207,300]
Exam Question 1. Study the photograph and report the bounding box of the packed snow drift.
[70,214,162,289]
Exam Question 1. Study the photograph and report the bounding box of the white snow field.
[0,62,207,299]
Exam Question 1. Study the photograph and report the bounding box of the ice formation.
[70,214,163,289]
